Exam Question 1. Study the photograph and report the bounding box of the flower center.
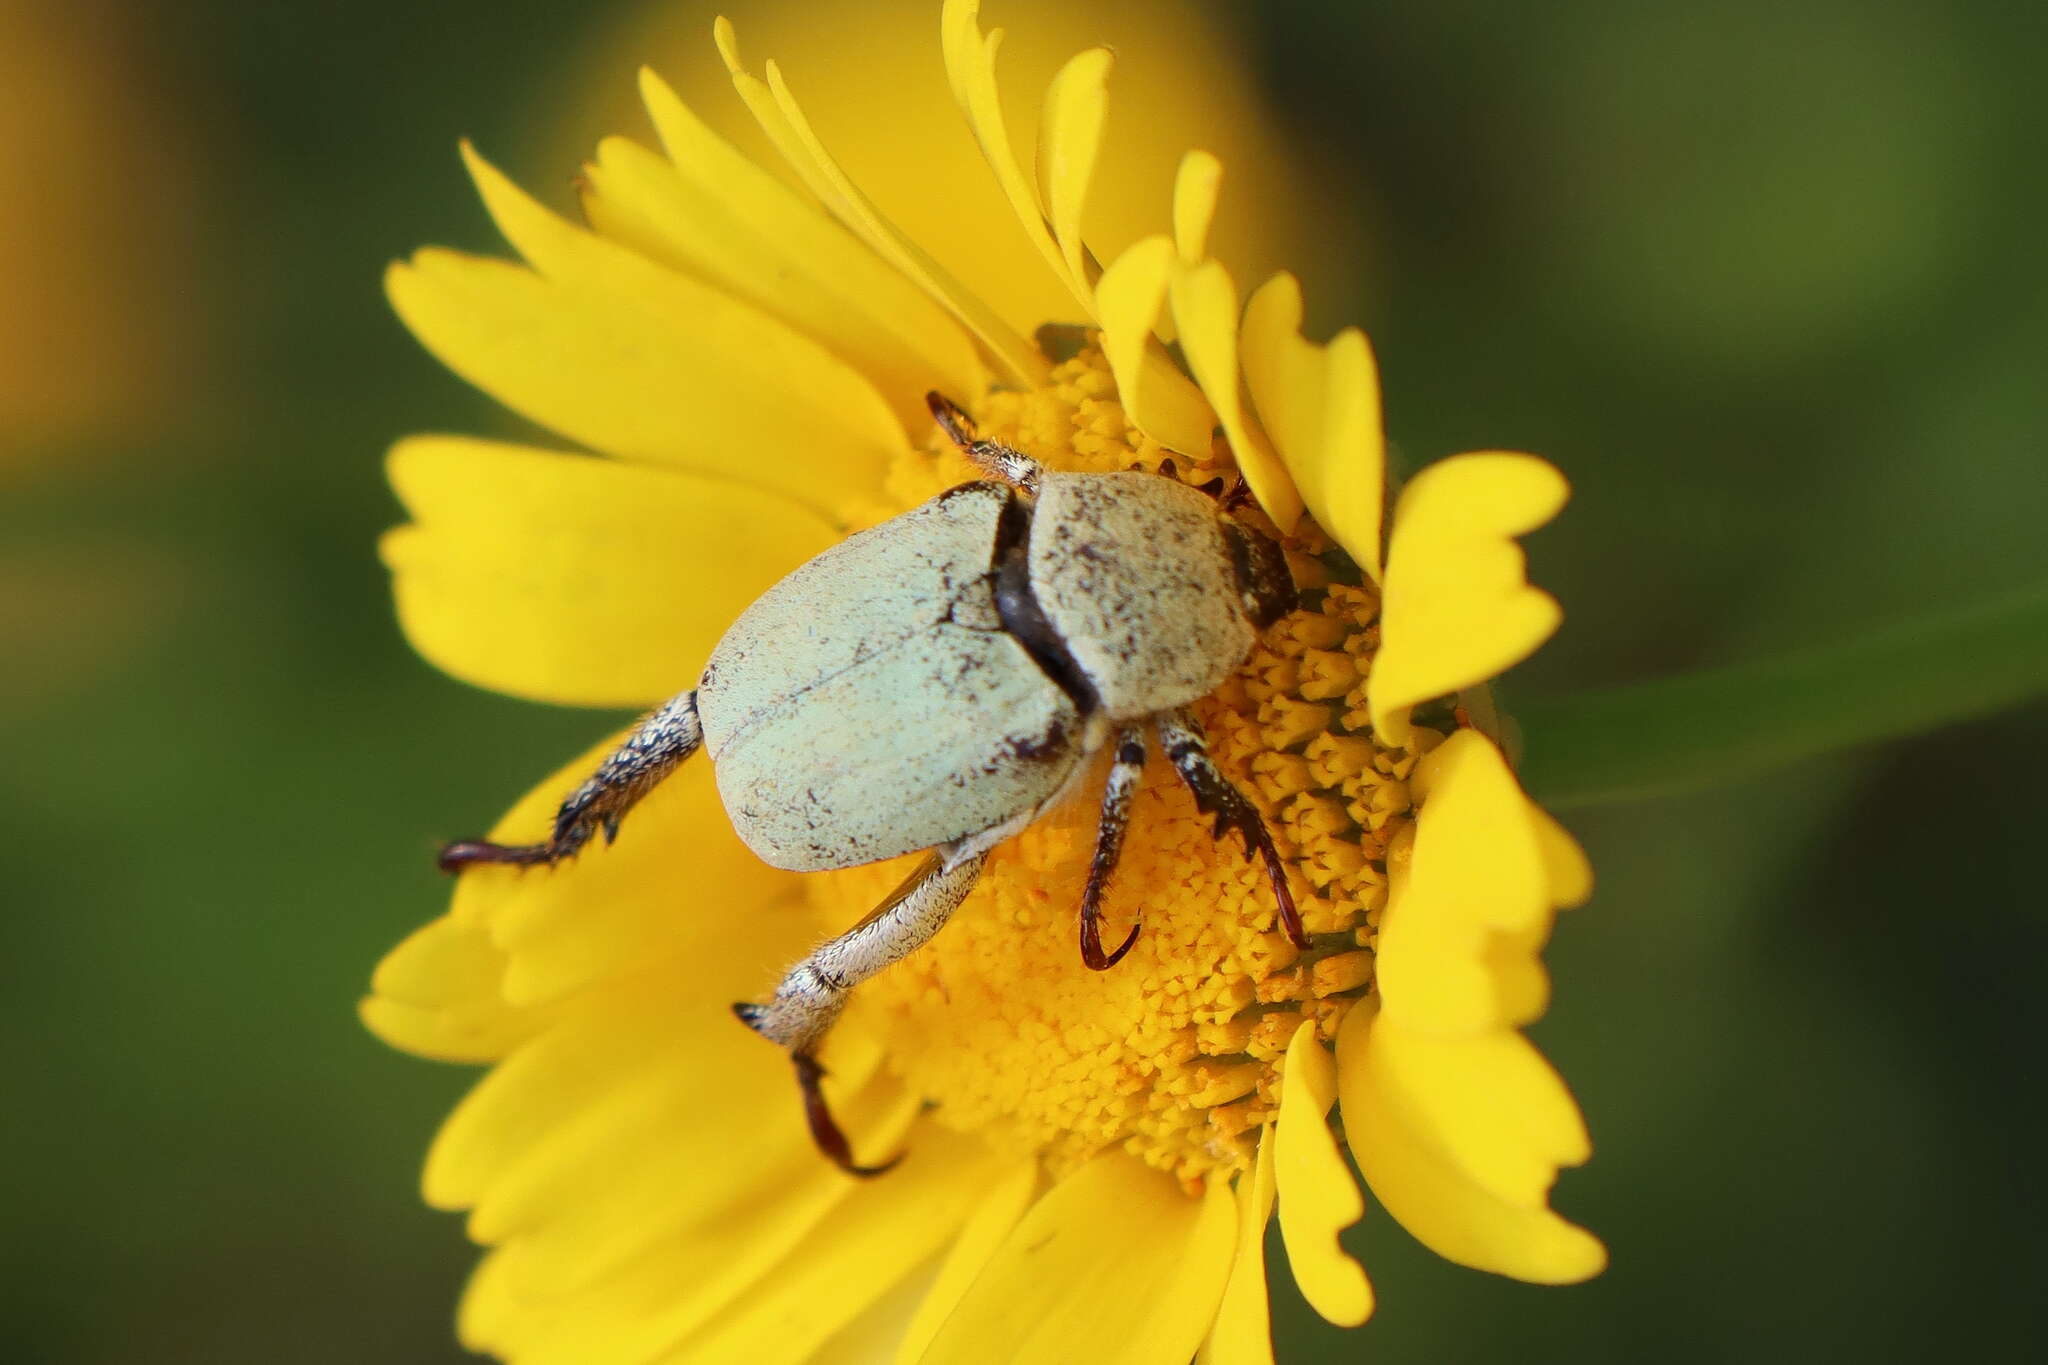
[806,344,1420,1185]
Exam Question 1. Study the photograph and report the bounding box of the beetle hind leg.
[1156,707,1308,950]
[733,845,987,1175]
[439,690,701,873]
[1078,725,1148,970]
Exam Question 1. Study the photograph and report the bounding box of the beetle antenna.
[927,392,1042,493]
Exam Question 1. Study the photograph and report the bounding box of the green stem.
[1515,584,2048,808]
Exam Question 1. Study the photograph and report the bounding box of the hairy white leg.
[735,845,986,1175]
[734,845,986,1057]
[440,689,701,871]
[1079,724,1148,970]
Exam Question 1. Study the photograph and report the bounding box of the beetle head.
[1222,520,1298,630]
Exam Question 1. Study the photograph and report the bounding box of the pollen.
[807,343,1435,1187]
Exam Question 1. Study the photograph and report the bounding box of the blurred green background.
[3,0,2043,1361]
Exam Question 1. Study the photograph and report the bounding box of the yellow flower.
[365,2,1602,1359]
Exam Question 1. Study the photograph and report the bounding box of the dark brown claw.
[1209,807,1306,950]
[793,1052,902,1178]
[1079,907,1142,971]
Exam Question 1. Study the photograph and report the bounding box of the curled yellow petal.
[1171,258,1303,531]
[1096,235,1218,455]
[1374,730,1573,1037]
[1199,1126,1277,1365]
[714,16,1045,388]
[1036,45,1113,294]
[1369,451,1567,746]
[939,0,1094,316]
[1337,1003,1605,1285]
[382,436,837,708]
[1352,1014,1590,1208]
[1273,1021,1373,1326]
[576,70,984,429]
[920,1150,1237,1365]
[1240,273,1383,577]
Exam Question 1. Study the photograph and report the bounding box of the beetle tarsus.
[436,838,556,872]
[794,1053,902,1177]
[1077,723,1148,971]
[437,690,701,876]
[1158,707,1308,950]
[926,391,1042,492]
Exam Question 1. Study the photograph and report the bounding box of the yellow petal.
[1531,805,1595,908]
[482,1066,917,1300]
[392,148,906,525]
[1035,44,1114,296]
[1240,273,1384,579]
[1370,452,1568,745]
[1337,1004,1605,1284]
[1273,1021,1372,1327]
[575,70,984,430]
[1352,1015,1590,1207]
[1170,258,1304,531]
[1406,729,1553,935]
[460,1089,933,1365]
[714,17,1045,389]
[897,1160,1042,1364]
[920,1150,1236,1365]
[821,1260,946,1365]
[940,0,1095,316]
[358,913,543,1063]
[1374,731,1568,1036]
[1096,235,1218,455]
[594,0,1357,350]
[382,435,836,708]
[1173,151,1223,265]
[666,1125,1000,1364]
[1198,1127,1277,1365]
[422,979,733,1213]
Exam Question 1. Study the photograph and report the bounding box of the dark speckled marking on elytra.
[1007,716,1071,763]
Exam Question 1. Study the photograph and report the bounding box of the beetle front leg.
[1079,725,1147,970]
[439,690,701,872]
[1155,707,1308,950]
[927,392,1042,494]
[733,844,987,1175]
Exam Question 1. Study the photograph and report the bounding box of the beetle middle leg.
[1156,707,1308,950]
[1078,724,1148,970]
[438,689,701,872]
[733,844,987,1175]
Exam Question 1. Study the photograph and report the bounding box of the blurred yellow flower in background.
[365,1,1601,1359]
[0,1,208,459]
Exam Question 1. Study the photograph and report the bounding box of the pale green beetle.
[440,395,1301,1173]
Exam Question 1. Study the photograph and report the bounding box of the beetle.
[439,394,1302,1173]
